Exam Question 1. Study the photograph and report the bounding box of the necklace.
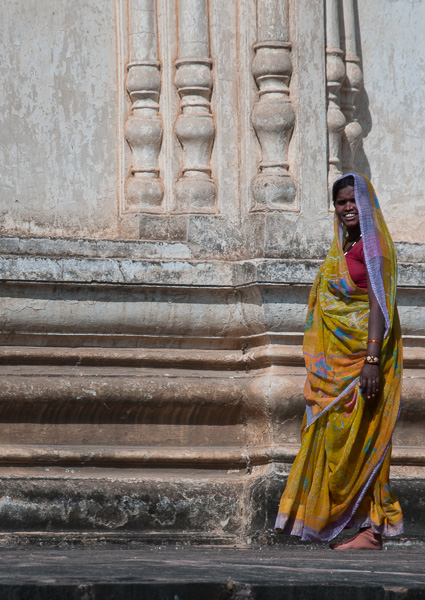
[344,233,362,255]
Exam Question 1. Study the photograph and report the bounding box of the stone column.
[125,0,164,211]
[340,0,363,172]
[251,0,295,210]
[174,0,216,213]
[326,0,346,191]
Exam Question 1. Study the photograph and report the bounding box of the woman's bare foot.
[330,527,382,550]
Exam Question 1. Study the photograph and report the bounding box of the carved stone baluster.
[341,0,363,172]
[251,0,295,210]
[174,0,216,213]
[125,0,164,211]
[326,0,346,190]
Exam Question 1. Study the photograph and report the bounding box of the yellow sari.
[275,173,403,541]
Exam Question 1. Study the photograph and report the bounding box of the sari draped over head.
[275,173,403,542]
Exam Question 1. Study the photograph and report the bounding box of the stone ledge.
[0,531,237,547]
[0,546,423,600]
[0,345,301,369]
[1,254,425,287]
[0,468,253,537]
[1,344,425,369]
[1,235,425,264]
[0,581,422,600]
[0,468,423,542]
[0,235,193,261]
[0,444,267,469]
[0,444,424,469]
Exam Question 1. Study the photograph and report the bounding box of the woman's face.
[334,186,360,232]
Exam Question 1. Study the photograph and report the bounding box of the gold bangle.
[367,339,382,345]
[365,355,379,365]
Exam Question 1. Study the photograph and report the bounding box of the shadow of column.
[339,0,372,179]
[352,0,371,178]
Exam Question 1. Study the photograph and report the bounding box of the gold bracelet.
[367,339,382,346]
[365,355,379,365]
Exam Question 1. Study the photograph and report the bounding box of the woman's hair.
[332,175,355,204]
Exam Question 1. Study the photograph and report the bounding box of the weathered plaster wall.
[0,0,424,544]
[0,0,120,238]
[357,0,425,242]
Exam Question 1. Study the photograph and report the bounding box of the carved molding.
[124,0,164,212]
[326,0,346,192]
[341,0,363,173]
[174,0,216,214]
[251,0,296,211]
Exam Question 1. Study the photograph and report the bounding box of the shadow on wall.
[352,0,371,179]
[338,0,372,180]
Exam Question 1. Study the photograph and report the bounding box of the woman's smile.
[334,186,360,234]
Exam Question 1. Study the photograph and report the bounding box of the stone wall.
[0,0,424,544]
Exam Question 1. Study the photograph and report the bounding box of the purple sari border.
[305,376,359,428]
[274,440,402,542]
[275,512,404,540]
[336,172,391,337]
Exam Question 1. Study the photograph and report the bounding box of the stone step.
[0,546,424,599]
[0,465,424,545]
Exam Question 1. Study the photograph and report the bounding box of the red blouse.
[345,238,368,289]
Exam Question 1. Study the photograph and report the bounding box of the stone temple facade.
[0,0,424,544]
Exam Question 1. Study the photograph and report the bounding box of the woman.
[275,173,403,550]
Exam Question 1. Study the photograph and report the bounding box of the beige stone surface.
[0,0,120,238]
[357,0,425,242]
[0,0,424,543]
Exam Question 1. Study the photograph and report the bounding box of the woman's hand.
[360,363,380,400]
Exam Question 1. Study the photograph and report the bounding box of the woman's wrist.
[366,340,382,357]
[364,355,380,365]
